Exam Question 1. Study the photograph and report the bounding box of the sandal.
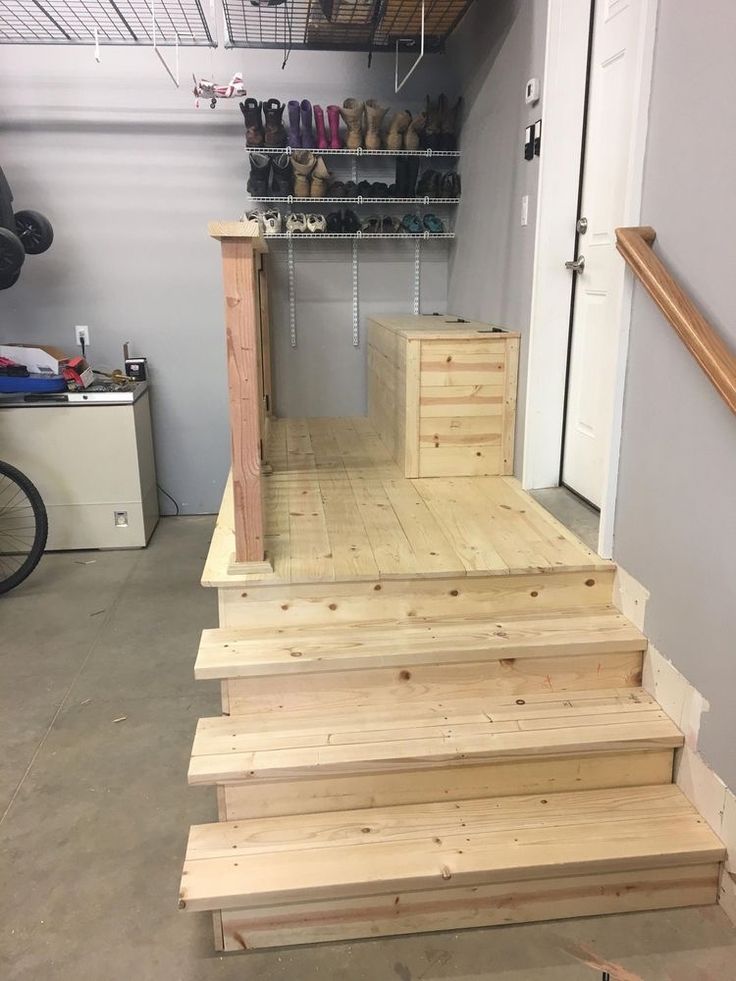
[361,215,381,234]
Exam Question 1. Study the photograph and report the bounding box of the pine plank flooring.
[203,417,610,587]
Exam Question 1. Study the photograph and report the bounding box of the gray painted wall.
[0,45,453,512]
[445,0,548,473]
[613,2,736,786]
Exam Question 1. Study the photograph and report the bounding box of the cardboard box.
[0,344,71,376]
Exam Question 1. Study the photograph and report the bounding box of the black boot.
[263,98,287,148]
[395,157,420,197]
[247,152,271,196]
[271,153,294,195]
[240,98,264,147]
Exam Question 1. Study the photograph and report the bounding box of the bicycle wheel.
[0,461,48,595]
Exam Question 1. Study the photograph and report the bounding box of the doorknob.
[565,255,585,274]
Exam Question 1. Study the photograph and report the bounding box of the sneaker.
[306,213,326,233]
[286,212,307,233]
[423,213,445,233]
[262,209,282,234]
[361,215,381,234]
[400,213,423,234]
[342,209,361,233]
[416,168,440,198]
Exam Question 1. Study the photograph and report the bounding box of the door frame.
[521,0,659,558]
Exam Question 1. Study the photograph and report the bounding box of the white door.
[562,0,650,506]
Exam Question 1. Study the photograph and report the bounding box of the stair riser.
[214,863,719,950]
[216,749,675,820]
[219,569,616,630]
[222,650,644,715]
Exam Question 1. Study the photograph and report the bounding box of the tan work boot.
[386,109,411,151]
[292,150,316,197]
[310,156,331,197]
[364,99,387,150]
[339,99,365,150]
[404,112,426,150]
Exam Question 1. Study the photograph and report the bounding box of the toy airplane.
[192,72,246,109]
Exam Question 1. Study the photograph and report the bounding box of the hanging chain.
[413,238,422,315]
[288,236,297,347]
[352,238,360,347]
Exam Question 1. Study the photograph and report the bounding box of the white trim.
[597,0,659,555]
[522,0,590,492]
[523,0,659,560]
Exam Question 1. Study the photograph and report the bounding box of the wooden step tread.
[195,608,646,680]
[188,688,682,785]
[179,784,723,912]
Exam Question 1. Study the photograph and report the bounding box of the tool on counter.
[123,342,147,382]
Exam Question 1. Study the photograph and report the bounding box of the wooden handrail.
[615,226,736,414]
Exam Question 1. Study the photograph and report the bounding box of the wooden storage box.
[367,315,520,477]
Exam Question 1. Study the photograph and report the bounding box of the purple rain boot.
[326,105,342,149]
[300,99,315,148]
[313,105,329,150]
[287,100,302,148]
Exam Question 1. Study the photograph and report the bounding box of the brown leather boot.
[441,96,463,150]
[263,98,287,148]
[364,99,387,150]
[424,95,443,151]
[386,109,411,151]
[292,150,316,197]
[240,98,264,147]
[310,156,331,197]
[404,112,426,151]
[339,99,365,150]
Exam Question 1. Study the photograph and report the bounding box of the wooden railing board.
[616,226,736,415]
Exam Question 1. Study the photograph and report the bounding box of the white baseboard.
[613,565,736,924]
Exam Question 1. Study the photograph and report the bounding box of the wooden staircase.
[180,596,725,951]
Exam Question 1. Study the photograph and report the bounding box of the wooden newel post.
[209,220,269,566]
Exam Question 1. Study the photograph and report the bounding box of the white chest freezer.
[0,382,159,550]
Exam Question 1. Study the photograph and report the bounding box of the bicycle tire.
[0,461,48,595]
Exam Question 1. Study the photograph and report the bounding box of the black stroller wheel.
[0,226,25,274]
[14,210,54,255]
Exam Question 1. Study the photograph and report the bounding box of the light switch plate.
[521,195,529,226]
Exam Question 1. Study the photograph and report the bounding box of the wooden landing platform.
[203,417,609,588]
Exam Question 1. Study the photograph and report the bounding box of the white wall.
[445,0,548,473]
[0,44,454,512]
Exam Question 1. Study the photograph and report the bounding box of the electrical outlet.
[75,325,90,348]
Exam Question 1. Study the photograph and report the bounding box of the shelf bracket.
[413,238,422,315]
[352,238,360,347]
[394,0,425,94]
[152,0,180,88]
[288,235,297,347]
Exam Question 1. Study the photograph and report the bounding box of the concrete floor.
[2,516,736,981]
[531,486,601,552]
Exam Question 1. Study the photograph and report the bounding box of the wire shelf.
[0,0,214,45]
[265,231,455,239]
[223,0,473,52]
[249,196,460,204]
[246,146,461,157]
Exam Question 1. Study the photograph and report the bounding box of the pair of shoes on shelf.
[338,100,427,151]
[401,213,446,234]
[245,209,282,235]
[286,213,327,234]
[247,152,293,196]
[326,209,361,233]
[360,215,402,234]
[241,99,288,148]
[424,94,463,151]
[291,150,331,197]
[287,101,342,149]
[416,169,462,199]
